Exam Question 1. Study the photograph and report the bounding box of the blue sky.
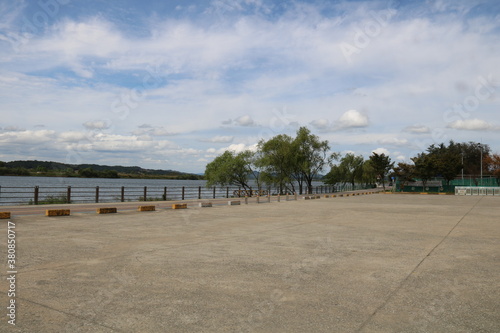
[1,0,499,173]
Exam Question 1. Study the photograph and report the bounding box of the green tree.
[411,153,435,190]
[294,127,336,194]
[426,141,462,185]
[256,134,296,194]
[256,127,336,194]
[369,153,394,190]
[79,167,99,178]
[485,153,500,185]
[392,162,416,191]
[204,150,256,193]
[324,153,364,190]
[457,142,491,180]
[361,160,377,188]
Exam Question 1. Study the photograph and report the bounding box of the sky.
[0,0,499,173]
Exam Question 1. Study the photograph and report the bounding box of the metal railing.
[455,186,500,196]
[0,185,338,206]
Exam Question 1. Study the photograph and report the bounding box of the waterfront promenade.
[0,193,498,332]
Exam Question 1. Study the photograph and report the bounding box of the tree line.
[204,127,394,194]
[205,127,500,194]
[395,141,500,188]
[0,160,202,179]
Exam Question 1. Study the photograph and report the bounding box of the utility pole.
[480,143,483,186]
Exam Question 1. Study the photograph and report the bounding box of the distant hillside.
[0,160,203,180]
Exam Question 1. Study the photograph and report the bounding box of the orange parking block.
[46,209,70,217]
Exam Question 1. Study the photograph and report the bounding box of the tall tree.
[411,153,435,190]
[485,153,500,185]
[361,160,377,188]
[456,142,491,180]
[204,150,256,193]
[392,162,416,191]
[294,127,336,194]
[369,153,394,190]
[324,153,364,190]
[256,134,296,194]
[426,141,463,185]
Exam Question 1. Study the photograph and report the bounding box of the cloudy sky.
[1,0,499,173]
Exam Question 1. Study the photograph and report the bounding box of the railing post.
[226,187,229,198]
[95,186,99,203]
[182,186,185,200]
[213,187,216,199]
[34,186,39,205]
[163,187,167,201]
[67,186,71,203]
[198,186,201,200]
[121,186,125,202]
[144,186,147,201]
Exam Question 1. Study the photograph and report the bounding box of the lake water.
[0,176,207,188]
[0,176,330,205]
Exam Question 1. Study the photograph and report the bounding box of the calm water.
[0,176,207,188]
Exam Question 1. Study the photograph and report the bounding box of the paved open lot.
[1,193,499,332]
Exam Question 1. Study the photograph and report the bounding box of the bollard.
[97,208,117,214]
[172,204,188,209]
[0,212,11,219]
[46,209,70,217]
[138,206,155,212]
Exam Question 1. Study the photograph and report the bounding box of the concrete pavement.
[0,193,499,332]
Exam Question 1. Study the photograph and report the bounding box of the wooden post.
[182,186,185,200]
[213,187,216,199]
[67,186,71,203]
[121,186,125,202]
[95,186,99,203]
[34,186,39,205]
[198,186,202,200]
[226,187,229,198]
[163,187,167,201]
[144,186,147,201]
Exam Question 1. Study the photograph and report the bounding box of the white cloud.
[337,110,369,130]
[58,131,89,142]
[202,135,234,143]
[404,125,431,134]
[310,119,331,130]
[0,130,56,145]
[235,115,256,127]
[447,119,496,131]
[372,147,390,156]
[378,137,409,146]
[83,121,110,130]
